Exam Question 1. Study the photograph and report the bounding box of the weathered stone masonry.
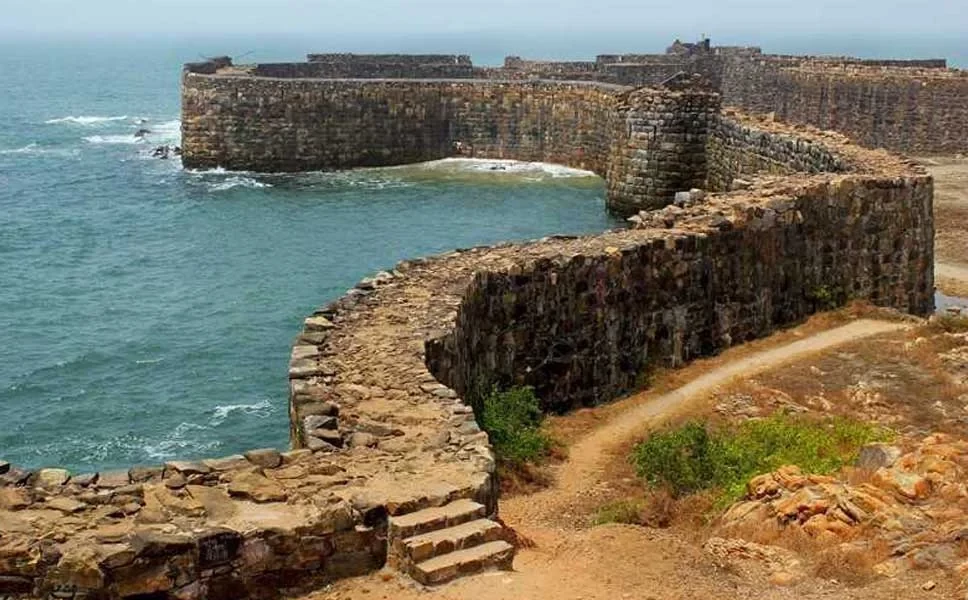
[181,73,717,214]
[426,117,932,412]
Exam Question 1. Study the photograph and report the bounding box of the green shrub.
[631,414,891,506]
[478,386,552,466]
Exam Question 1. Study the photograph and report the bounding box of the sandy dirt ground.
[924,156,968,297]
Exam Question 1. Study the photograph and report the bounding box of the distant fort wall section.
[181,73,719,214]
[720,56,968,154]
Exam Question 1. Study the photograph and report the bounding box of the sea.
[1,33,963,472]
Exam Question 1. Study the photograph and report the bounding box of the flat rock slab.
[413,540,514,585]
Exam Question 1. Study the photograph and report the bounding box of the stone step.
[411,540,515,585]
[388,499,486,541]
[400,518,504,564]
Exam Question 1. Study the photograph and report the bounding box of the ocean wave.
[183,167,272,191]
[208,176,272,191]
[418,158,597,179]
[150,120,182,144]
[143,422,220,460]
[134,357,165,365]
[210,399,274,426]
[45,115,130,125]
[84,134,146,145]
[0,143,80,157]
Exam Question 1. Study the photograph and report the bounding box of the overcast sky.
[4,0,967,36]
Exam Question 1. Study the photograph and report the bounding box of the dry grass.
[593,487,716,530]
[723,519,892,586]
[812,539,893,586]
[705,322,968,435]
[499,461,556,497]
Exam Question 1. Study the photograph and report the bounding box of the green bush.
[631,414,891,506]
[478,386,552,466]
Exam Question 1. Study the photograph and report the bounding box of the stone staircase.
[388,498,515,585]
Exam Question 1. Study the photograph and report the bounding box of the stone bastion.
[0,57,936,600]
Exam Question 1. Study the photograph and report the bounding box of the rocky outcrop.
[719,434,968,580]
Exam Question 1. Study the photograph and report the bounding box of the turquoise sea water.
[1,34,962,472]
[0,39,619,472]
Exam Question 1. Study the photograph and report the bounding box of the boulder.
[95,471,130,489]
[163,461,211,476]
[875,469,933,502]
[35,468,70,488]
[348,433,378,449]
[46,497,86,514]
[244,448,283,469]
[0,488,32,511]
[129,466,164,483]
[72,473,99,488]
[856,444,902,471]
[203,455,250,472]
[227,472,287,503]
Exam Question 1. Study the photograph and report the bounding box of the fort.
[0,39,955,599]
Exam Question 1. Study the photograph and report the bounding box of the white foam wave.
[84,134,145,145]
[135,357,165,365]
[210,399,273,426]
[0,143,80,157]
[419,158,597,178]
[45,115,130,125]
[208,176,272,191]
[143,422,220,460]
[151,120,182,144]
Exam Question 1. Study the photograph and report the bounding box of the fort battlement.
[181,39,967,176]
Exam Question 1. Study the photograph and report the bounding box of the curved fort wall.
[426,115,932,412]
[181,73,718,214]
[0,51,936,600]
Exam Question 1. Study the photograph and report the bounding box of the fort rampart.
[181,75,719,214]
[0,41,941,600]
[0,96,934,598]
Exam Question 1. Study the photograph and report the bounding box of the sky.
[4,0,967,37]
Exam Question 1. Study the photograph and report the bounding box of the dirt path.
[936,262,968,284]
[503,319,909,527]
[311,318,923,600]
[935,262,968,298]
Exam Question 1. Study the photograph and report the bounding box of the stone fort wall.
[0,48,939,600]
[426,116,933,412]
[720,57,968,154]
[181,74,720,214]
[496,46,967,155]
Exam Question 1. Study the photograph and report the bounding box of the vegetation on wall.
[477,386,553,466]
